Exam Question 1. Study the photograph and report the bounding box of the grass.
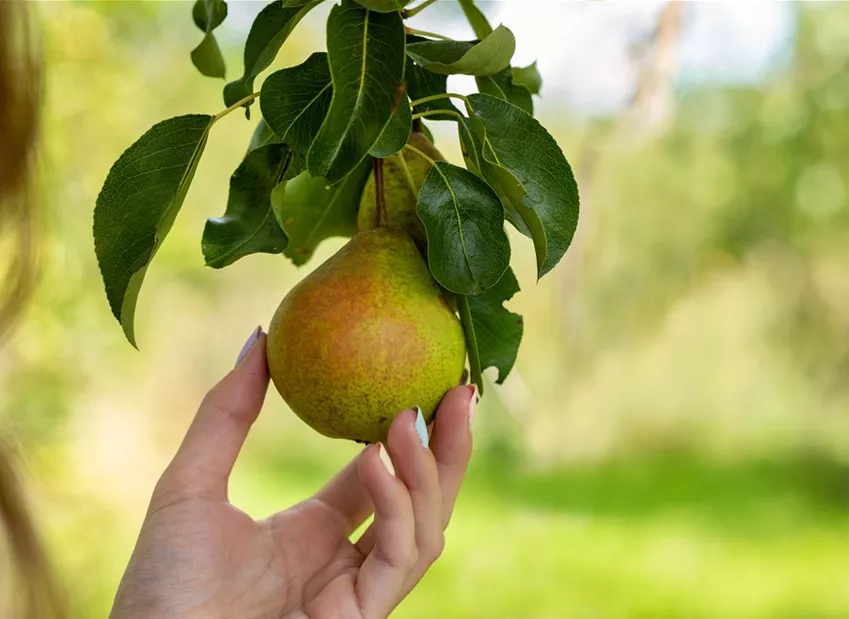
[216,450,849,619]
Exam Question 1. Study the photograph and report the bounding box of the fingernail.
[235,326,262,368]
[413,406,429,448]
[467,385,477,426]
[377,443,395,476]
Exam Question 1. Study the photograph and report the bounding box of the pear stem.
[374,158,388,228]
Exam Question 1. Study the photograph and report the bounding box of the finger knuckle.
[200,385,225,411]
[151,470,179,506]
[406,545,421,570]
[151,464,195,507]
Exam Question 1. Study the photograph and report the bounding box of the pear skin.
[266,228,466,443]
[358,132,444,251]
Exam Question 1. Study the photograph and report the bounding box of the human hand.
[109,328,476,619]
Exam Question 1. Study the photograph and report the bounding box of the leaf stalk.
[212,91,261,124]
[405,27,453,41]
[409,92,469,108]
[396,153,419,199]
[403,143,437,167]
[411,109,465,122]
[403,0,440,19]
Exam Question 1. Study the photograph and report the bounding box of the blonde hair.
[0,446,64,619]
[1,2,64,618]
[0,0,40,339]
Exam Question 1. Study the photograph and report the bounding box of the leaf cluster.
[93,0,579,390]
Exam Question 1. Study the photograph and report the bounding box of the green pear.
[357,132,444,251]
[266,227,466,443]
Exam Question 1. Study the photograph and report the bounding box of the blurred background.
[2,1,849,617]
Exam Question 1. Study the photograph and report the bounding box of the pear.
[266,227,466,443]
[357,132,444,251]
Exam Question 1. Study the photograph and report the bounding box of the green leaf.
[260,52,333,156]
[405,25,515,76]
[307,1,406,183]
[466,93,579,278]
[192,0,227,30]
[202,143,291,269]
[476,67,533,116]
[248,118,282,151]
[370,96,412,157]
[94,115,213,347]
[284,151,308,181]
[457,0,492,40]
[191,0,220,30]
[457,295,483,395]
[407,57,461,121]
[223,0,324,116]
[457,116,482,173]
[416,161,510,295]
[191,0,228,78]
[420,121,435,144]
[466,267,523,384]
[352,0,411,11]
[249,119,308,179]
[512,61,542,95]
[273,157,372,266]
[191,33,227,79]
[458,115,532,238]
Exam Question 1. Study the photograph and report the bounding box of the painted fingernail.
[467,384,477,426]
[378,443,395,476]
[235,326,262,368]
[413,406,429,448]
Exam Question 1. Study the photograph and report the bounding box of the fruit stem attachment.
[374,158,388,228]
[405,27,453,42]
[403,0,439,19]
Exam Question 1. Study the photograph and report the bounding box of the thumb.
[157,327,270,503]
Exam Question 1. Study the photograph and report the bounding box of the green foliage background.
[2,2,849,617]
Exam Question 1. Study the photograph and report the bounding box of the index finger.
[157,328,269,503]
[429,385,476,526]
